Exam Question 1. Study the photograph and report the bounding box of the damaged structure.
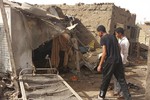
[0,0,82,99]
[0,1,143,99]
[0,1,82,74]
[58,3,139,51]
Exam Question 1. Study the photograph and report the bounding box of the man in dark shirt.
[97,25,131,100]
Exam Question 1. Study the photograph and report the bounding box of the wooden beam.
[71,38,80,72]
[0,0,19,95]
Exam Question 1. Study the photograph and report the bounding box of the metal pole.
[0,0,19,96]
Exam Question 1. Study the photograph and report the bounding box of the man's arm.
[97,45,106,72]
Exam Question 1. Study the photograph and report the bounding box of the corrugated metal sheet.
[0,25,12,72]
[0,6,12,73]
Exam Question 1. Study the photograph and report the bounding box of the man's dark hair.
[115,27,124,35]
[97,25,106,32]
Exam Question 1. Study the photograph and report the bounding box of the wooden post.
[71,38,80,73]
[0,0,19,96]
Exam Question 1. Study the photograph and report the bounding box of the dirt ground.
[61,57,146,100]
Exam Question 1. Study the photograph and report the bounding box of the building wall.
[110,5,136,40]
[59,3,114,45]
[59,3,136,46]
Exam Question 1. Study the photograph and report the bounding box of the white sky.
[12,0,150,24]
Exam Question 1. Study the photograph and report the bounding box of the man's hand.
[97,65,102,72]
[97,45,106,72]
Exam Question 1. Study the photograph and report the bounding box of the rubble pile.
[0,72,17,100]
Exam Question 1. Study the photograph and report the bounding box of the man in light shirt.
[118,29,130,65]
[114,27,130,98]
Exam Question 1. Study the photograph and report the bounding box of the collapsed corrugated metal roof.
[4,0,63,20]
[0,1,81,99]
[0,0,78,73]
[2,0,78,49]
[3,0,76,38]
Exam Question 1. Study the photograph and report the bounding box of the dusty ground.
[62,57,146,100]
